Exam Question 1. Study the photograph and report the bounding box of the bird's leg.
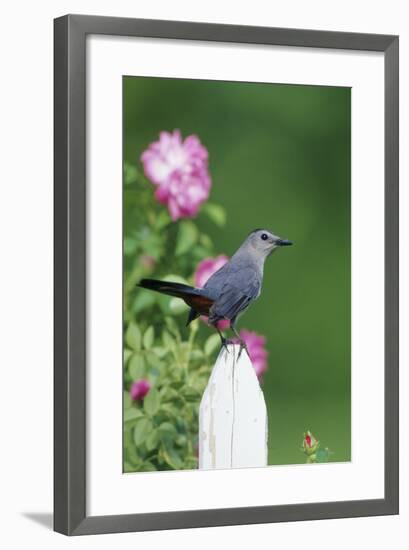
[230,325,249,359]
[216,327,230,354]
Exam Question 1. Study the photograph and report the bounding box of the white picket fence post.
[199,343,268,469]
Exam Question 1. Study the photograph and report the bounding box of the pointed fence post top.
[199,344,268,470]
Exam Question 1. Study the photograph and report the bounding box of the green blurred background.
[124,77,351,465]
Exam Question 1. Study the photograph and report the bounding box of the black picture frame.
[54,14,399,535]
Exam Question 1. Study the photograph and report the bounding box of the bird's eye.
[261,233,268,241]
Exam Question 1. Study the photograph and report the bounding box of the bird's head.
[246,228,293,258]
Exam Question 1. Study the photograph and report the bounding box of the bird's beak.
[277,239,293,246]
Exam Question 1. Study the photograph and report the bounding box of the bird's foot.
[237,339,250,360]
[220,336,233,354]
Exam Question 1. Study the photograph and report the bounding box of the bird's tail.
[138,278,199,299]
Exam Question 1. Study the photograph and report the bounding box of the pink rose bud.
[194,255,230,330]
[141,130,212,221]
[302,430,319,456]
[130,379,151,401]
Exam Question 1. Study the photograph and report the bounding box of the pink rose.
[141,130,211,221]
[130,379,151,401]
[194,255,230,330]
[238,330,268,379]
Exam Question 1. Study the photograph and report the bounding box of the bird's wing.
[202,261,230,297]
[208,266,260,324]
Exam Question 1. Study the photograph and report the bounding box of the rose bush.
[123,130,269,472]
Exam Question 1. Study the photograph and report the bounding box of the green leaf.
[139,231,164,260]
[162,330,174,349]
[175,220,198,256]
[133,291,155,314]
[141,461,157,472]
[152,346,168,358]
[124,348,133,366]
[199,233,214,250]
[316,448,332,463]
[126,449,141,468]
[160,386,179,402]
[170,377,185,389]
[160,403,179,417]
[145,429,160,451]
[204,333,221,356]
[124,408,144,422]
[126,323,141,351]
[124,461,136,473]
[124,238,137,256]
[202,203,226,227]
[123,391,132,409]
[124,163,139,185]
[176,435,187,447]
[155,210,171,230]
[144,388,160,416]
[192,245,210,260]
[158,422,177,437]
[162,441,183,469]
[185,456,198,469]
[169,297,189,315]
[182,386,201,402]
[189,349,204,361]
[164,316,180,338]
[129,353,145,379]
[145,351,164,369]
[143,326,155,349]
[133,417,153,446]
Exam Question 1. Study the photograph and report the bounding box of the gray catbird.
[138,229,292,353]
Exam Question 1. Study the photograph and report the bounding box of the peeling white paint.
[199,344,268,470]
